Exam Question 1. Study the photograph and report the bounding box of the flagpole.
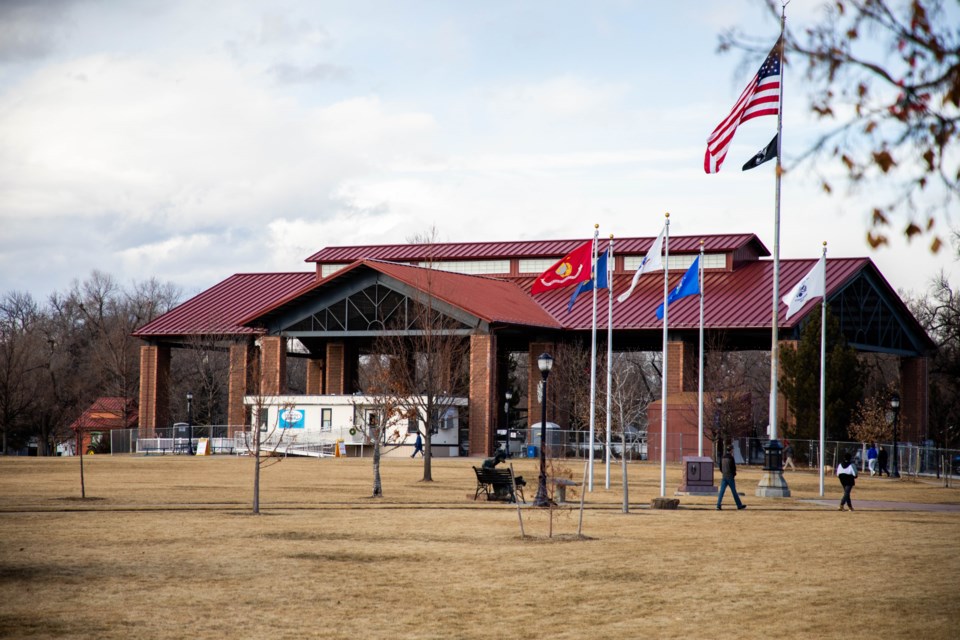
[697,240,705,457]
[819,241,828,497]
[660,213,670,497]
[605,235,614,489]
[759,7,791,499]
[588,224,599,492]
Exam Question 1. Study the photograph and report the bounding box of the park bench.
[473,466,524,503]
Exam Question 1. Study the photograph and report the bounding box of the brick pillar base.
[259,336,287,396]
[305,358,325,395]
[228,340,256,435]
[469,334,497,457]
[138,344,171,437]
[900,356,928,442]
[326,343,345,394]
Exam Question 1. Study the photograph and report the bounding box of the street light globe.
[505,390,513,401]
[186,392,193,402]
[537,353,554,375]
[890,393,900,410]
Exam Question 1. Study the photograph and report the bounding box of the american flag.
[704,38,782,174]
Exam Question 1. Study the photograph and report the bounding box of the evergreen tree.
[780,307,864,441]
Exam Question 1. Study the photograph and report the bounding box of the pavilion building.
[134,233,933,459]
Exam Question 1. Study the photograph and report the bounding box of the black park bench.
[473,466,525,503]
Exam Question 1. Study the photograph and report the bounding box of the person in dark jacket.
[716,445,746,510]
[877,447,889,476]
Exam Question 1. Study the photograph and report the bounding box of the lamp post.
[534,353,553,507]
[186,392,194,456]
[504,390,513,458]
[891,392,901,478]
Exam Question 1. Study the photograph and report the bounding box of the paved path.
[801,499,960,512]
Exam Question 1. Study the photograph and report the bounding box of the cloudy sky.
[1,0,956,302]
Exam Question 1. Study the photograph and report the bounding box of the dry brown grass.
[1,455,958,639]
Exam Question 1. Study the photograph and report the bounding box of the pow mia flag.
[742,134,778,171]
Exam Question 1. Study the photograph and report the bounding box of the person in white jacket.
[836,455,858,511]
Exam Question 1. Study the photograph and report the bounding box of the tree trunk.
[422,398,433,482]
[372,434,383,497]
[77,430,86,499]
[253,427,261,514]
[621,430,628,513]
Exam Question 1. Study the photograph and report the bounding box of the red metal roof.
[305,233,769,264]
[134,272,317,337]
[246,260,562,330]
[69,397,138,431]
[519,257,873,330]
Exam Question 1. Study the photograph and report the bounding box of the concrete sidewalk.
[801,499,960,512]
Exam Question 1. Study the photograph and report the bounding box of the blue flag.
[567,249,609,312]
[655,256,700,320]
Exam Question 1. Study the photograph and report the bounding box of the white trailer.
[243,394,466,458]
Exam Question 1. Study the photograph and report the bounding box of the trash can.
[527,445,537,458]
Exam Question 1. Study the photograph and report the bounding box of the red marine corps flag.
[531,239,593,295]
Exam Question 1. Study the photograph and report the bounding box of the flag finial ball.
[823,241,828,247]
[610,234,614,239]
[700,239,705,246]
[664,212,670,219]
[594,223,599,229]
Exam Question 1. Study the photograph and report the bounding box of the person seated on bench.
[481,451,526,495]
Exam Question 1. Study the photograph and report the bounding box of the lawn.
[1,454,957,639]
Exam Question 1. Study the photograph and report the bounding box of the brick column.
[900,356,929,442]
[665,339,700,395]
[259,336,287,396]
[305,358,325,395]
[469,334,497,457]
[326,342,345,394]
[138,344,170,437]
[527,342,558,429]
[227,340,256,434]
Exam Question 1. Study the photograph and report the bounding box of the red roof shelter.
[135,233,933,458]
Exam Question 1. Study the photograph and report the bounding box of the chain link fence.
[64,426,960,482]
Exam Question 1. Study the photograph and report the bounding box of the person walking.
[836,454,858,511]
[877,447,889,477]
[716,445,746,510]
[867,443,878,476]
[783,440,796,471]
[411,431,424,458]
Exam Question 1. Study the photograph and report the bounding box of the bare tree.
[0,292,42,454]
[720,0,959,251]
[355,354,408,497]
[367,227,472,482]
[603,351,656,513]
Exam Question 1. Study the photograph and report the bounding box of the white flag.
[782,255,826,319]
[617,226,664,303]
